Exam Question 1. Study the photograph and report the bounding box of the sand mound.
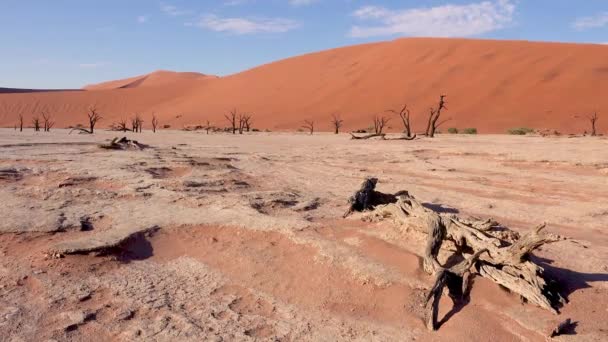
[83,70,214,90]
[1,38,607,133]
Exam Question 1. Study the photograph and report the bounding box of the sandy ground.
[0,129,607,341]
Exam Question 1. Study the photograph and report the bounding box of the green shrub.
[462,128,477,134]
[508,127,534,135]
[447,127,459,134]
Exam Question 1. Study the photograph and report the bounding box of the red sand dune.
[0,38,607,133]
[82,70,215,90]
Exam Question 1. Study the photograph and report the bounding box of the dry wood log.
[384,134,417,141]
[344,177,566,330]
[350,133,386,140]
[99,137,149,150]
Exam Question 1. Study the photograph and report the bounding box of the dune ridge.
[0,37,607,133]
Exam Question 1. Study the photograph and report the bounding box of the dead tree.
[32,116,41,132]
[151,113,158,133]
[18,114,23,132]
[302,120,314,135]
[425,95,447,137]
[331,114,344,134]
[582,112,599,136]
[373,115,390,135]
[87,105,102,134]
[205,120,211,134]
[240,114,252,132]
[344,178,566,331]
[131,114,144,133]
[225,109,238,134]
[41,111,54,132]
[239,114,251,134]
[111,118,129,132]
[386,104,413,137]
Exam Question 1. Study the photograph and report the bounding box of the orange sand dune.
[0,38,607,133]
[82,70,216,90]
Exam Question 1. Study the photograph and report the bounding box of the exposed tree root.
[344,177,567,330]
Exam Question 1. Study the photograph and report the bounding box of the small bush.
[462,128,477,134]
[447,127,459,134]
[252,128,260,132]
[508,127,534,135]
[163,124,171,129]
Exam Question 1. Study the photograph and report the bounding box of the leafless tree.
[373,115,390,135]
[18,114,24,132]
[32,116,41,132]
[576,112,599,136]
[151,113,158,133]
[386,104,412,137]
[41,110,54,132]
[302,120,314,135]
[205,120,211,134]
[331,113,343,134]
[131,113,144,133]
[225,109,238,134]
[242,114,253,132]
[425,95,447,138]
[111,118,129,132]
[87,105,102,133]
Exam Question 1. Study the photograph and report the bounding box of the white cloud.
[192,15,299,34]
[350,0,515,38]
[572,12,608,30]
[137,15,148,23]
[161,4,192,16]
[79,62,108,69]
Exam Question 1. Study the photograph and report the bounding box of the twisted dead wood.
[344,177,566,330]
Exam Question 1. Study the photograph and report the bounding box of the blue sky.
[1,0,606,89]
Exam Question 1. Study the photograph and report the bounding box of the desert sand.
[1,38,607,134]
[0,129,606,341]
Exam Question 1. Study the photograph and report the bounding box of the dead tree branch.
[110,118,129,132]
[349,133,386,140]
[344,178,566,330]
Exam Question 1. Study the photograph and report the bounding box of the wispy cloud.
[161,3,192,17]
[349,0,515,38]
[78,62,109,69]
[189,15,299,34]
[137,15,148,23]
[572,12,608,30]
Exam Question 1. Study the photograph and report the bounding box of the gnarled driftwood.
[344,177,566,330]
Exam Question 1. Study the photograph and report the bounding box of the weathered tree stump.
[344,178,566,330]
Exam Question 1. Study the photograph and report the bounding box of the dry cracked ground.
[0,129,607,342]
